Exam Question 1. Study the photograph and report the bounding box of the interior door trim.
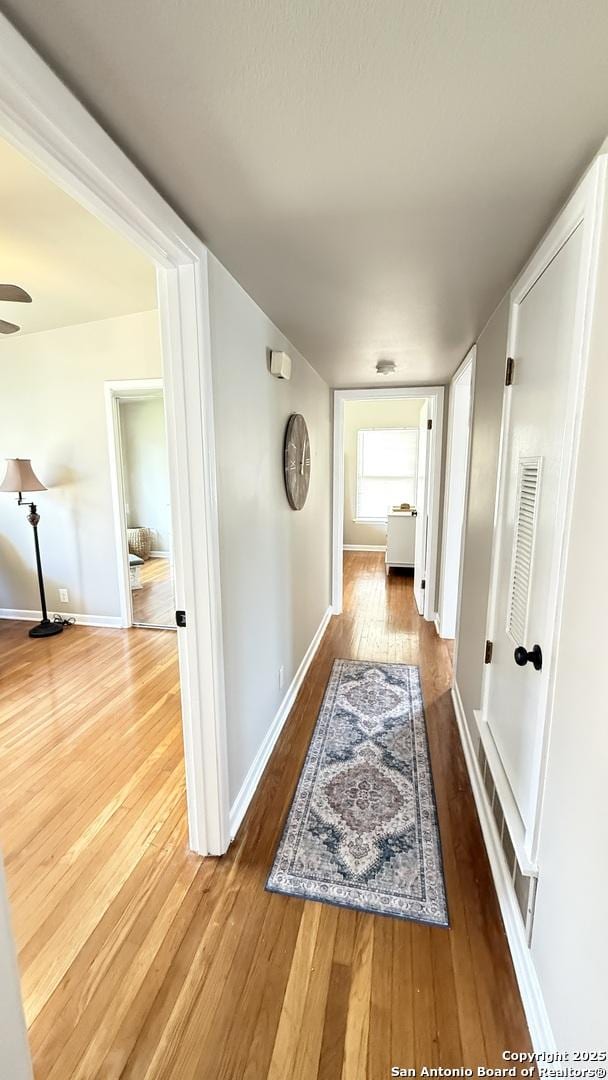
[331,385,445,619]
[479,154,608,865]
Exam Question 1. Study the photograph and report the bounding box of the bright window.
[356,427,418,522]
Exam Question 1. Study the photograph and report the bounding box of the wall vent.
[477,740,536,942]
[506,457,542,645]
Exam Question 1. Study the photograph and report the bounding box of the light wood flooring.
[131,556,175,628]
[0,551,530,1078]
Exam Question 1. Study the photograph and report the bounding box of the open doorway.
[332,387,445,618]
[106,380,176,629]
[437,347,475,642]
[0,129,192,1054]
[0,57,232,1064]
[0,22,230,866]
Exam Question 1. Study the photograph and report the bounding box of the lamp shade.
[0,458,47,493]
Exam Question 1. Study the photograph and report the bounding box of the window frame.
[354,425,419,524]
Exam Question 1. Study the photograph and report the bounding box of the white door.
[413,401,429,613]
[483,223,584,835]
[439,359,474,639]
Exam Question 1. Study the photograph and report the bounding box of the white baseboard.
[0,608,123,629]
[450,681,555,1052]
[229,604,333,839]
[150,551,170,559]
[342,544,386,551]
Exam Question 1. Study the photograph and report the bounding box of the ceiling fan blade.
[0,284,32,303]
[0,319,20,335]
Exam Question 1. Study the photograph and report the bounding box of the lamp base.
[29,619,64,639]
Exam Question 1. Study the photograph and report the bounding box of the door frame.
[413,399,430,613]
[105,378,172,629]
[437,346,476,646]
[0,14,230,857]
[479,156,607,867]
[332,386,445,616]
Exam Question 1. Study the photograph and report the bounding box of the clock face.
[284,413,311,510]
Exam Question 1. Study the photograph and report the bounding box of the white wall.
[0,311,161,618]
[120,394,171,553]
[0,857,31,1080]
[343,398,424,546]
[208,255,331,806]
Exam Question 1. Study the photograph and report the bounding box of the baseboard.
[342,544,386,551]
[0,608,123,629]
[229,604,333,839]
[450,681,555,1052]
[149,550,170,559]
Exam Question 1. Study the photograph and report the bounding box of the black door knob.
[514,644,543,671]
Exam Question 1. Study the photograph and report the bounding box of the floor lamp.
[0,458,63,638]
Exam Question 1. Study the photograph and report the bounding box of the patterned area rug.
[266,659,448,926]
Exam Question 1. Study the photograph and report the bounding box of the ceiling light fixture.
[376,358,396,375]
[0,283,32,335]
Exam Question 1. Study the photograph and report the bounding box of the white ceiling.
[0,137,156,337]
[3,1,608,384]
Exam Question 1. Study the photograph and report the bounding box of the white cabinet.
[385,510,416,573]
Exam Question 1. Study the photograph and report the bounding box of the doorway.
[0,23,230,860]
[106,379,176,630]
[413,399,430,613]
[438,347,475,642]
[332,387,445,618]
[479,163,602,871]
[482,229,582,857]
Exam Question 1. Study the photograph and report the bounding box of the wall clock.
[284,413,311,510]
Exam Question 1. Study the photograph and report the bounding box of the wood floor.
[0,552,530,1078]
[131,556,175,627]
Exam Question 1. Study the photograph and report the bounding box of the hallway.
[0,553,530,1077]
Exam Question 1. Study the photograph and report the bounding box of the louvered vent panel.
[507,458,542,645]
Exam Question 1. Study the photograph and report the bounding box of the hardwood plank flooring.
[0,552,531,1078]
[132,557,175,627]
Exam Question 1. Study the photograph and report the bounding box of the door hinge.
[427,418,433,430]
[484,639,493,664]
[421,578,426,590]
[175,610,187,628]
[505,356,515,386]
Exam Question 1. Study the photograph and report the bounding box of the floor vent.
[477,740,537,941]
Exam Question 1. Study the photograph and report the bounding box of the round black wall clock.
[284,413,311,510]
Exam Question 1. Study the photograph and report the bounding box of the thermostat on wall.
[270,350,292,380]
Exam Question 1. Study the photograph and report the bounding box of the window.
[356,427,419,522]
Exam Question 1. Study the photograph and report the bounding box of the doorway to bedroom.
[105,379,176,630]
[332,387,445,621]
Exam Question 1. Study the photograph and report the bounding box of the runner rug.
[266,659,448,926]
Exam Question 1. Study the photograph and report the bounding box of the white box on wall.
[270,350,292,380]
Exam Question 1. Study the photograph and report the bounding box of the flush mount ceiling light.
[376,358,396,375]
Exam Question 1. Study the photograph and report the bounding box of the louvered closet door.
[484,222,584,833]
